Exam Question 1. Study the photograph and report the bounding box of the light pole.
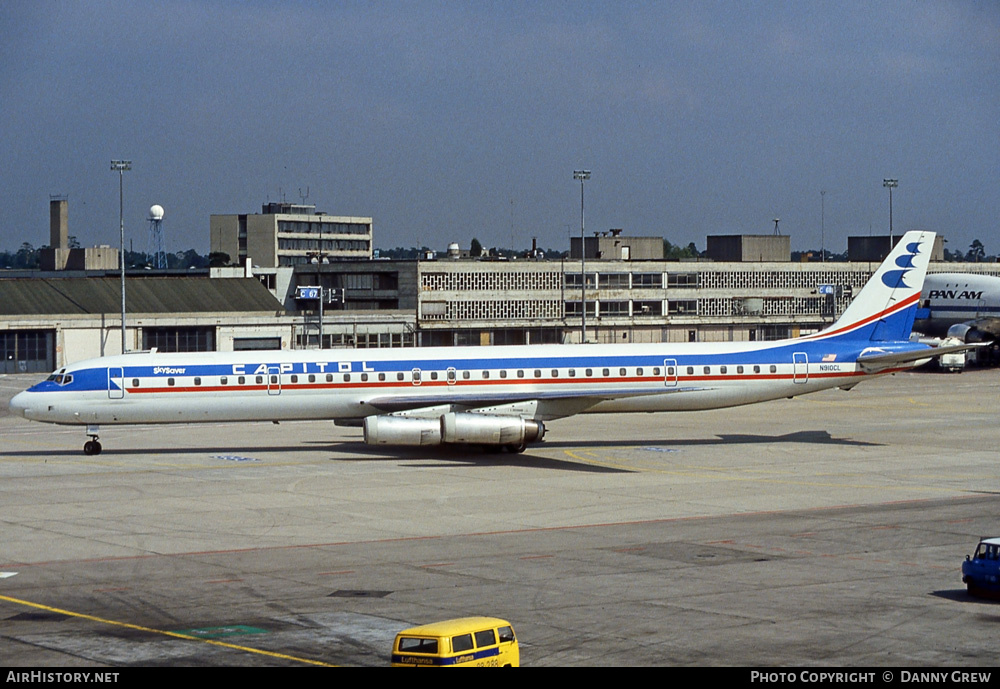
[573,170,590,343]
[111,160,132,352]
[883,178,898,242]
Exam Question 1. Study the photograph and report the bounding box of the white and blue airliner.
[10,231,960,455]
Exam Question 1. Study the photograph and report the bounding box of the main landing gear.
[84,425,102,456]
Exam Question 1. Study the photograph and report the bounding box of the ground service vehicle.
[391,616,519,667]
[962,537,1000,598]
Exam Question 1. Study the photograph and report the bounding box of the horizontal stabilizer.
[857,342,980,373]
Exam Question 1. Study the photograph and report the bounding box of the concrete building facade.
[40,197,120,271]
[706,234,791,262]
[570,230,664,260]
[211,202,373,268]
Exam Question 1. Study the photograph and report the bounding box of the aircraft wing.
[856,342,981,373]
[363,385,710,419]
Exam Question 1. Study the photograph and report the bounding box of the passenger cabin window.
[220,376,228,385]
[344,374,351,382]
[769,365,777,373]
[290,375,298,383]
[256,376,263,384]
[168,378,175,386]
[452,634,474,653]
[534,370,542,378]
[308,374,316,383]
[719,366,727,374]
[703,366,710,374]
[132,378,140,387]
[194,377,202,386]
[753,365,760,374]
[602,368,610,376]
[238,376,246,384]
[482,370,490,379]
[398,638,438,654]
[326,373,334,382]
[397,372,405,381]
[517,370,525,378]
[687,367,694,375]
[737,366,744,374]
[379,373,386,381]
[361,373,368,382]
[499,370,507,379]
[498,626,515,643]
[619,367,627,376]
[475,629,497,647]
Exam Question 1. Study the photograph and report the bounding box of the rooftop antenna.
[773,217,780,235]
[298,186,310,205]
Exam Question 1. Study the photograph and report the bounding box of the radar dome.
[149,204,164,220]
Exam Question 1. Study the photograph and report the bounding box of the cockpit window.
[46,373,73,386]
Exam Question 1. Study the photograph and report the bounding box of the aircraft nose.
[9,391,30,418]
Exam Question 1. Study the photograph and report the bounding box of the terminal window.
[142,327,214,353]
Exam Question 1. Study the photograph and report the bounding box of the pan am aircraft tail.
[10,231,953,455]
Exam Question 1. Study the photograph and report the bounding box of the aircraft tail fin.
[819,231,935,343]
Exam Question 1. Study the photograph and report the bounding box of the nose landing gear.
[84,425,102,456]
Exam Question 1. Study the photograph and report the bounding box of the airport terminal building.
[3,199,998,372]
[6,243,999,373]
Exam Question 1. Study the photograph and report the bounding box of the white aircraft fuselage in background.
[915,272,1000,342]
[10,231,954,455]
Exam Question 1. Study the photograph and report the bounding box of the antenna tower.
[147,205,166,269]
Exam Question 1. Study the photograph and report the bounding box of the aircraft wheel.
[83,440,102,456]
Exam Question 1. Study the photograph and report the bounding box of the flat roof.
[0,276,282,316]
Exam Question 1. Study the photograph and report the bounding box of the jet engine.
[363,412,545,451]
[947,322,995,344]
[440,412,545,446]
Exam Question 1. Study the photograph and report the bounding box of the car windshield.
[974,543,999,560]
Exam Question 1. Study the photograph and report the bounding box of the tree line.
[3,238,994,269]
[0,242,231,270]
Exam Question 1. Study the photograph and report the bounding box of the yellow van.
[391,616,519,667]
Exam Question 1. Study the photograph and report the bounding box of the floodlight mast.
[573,170,591,342]
[883,178,898,241]
[111,160,132,352]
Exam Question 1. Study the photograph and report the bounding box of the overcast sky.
[2,1,997,258]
